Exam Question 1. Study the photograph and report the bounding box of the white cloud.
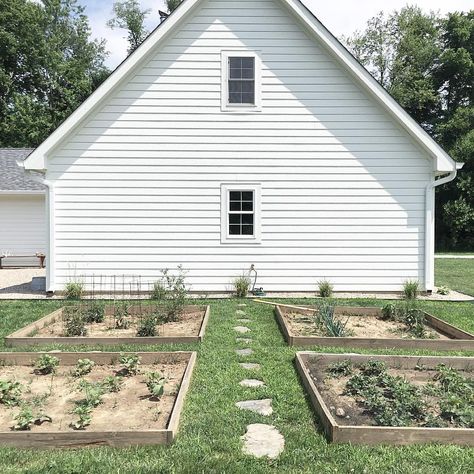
[86,0,473,69]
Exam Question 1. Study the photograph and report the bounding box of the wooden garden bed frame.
[0,351,196,448]
[296,352,474,446]
[5,305,210,347]
[275,305,474,350]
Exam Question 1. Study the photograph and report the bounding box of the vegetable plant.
[82,301,104,323]
[114,302,131,329]
[102,375,123,393]
[327,360,353,378]
[34,354,59,375]
[136,315,157,337]
[13,405,52,431]
[317,279,333,298]
[232,274,251,298]
[145,371,166,400]
[150,280,167,300]
[161,265,188,322]
[0,379,22,406]
[63,306,87,337]
[72,359,95,377]
[119,353,141,376]
[315,302,349,337]
[71,404,92,430]
[380,303,396,321]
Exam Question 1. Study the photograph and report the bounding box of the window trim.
[221,51,262,112]
[221,184,261,244]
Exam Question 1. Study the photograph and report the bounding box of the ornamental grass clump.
[64,281,84,300]
[403,279,419,300]
[317,279,333,298]
[233,274,251,298]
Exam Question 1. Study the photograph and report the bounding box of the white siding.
[47,0,432,292]
[0,195,46,267]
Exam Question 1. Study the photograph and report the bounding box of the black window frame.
[228,190,255,236]
[227,56,256,105]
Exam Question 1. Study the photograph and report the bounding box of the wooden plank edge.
[274,306,294,345]
[6,308,63,339]
[197,305,211,341]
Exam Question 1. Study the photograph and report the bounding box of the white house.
[21,0,460,294]
[0,149,46,268]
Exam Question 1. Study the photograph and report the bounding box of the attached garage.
[0,149,46,268]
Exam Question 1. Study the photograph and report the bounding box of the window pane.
[229,92,242,104]
[229,225,241,235]
[241,68,254,79]
[242,214,254,225]
[230,201,241,212]
[242,201,253,212]
[229,57,242,68]
[229,80,242,93]
[241,81,254,93]
[229,191,241,201]
[242,191,253,201]
[242,225,254,235]
[241,92,255,104]
[229,214,240,225]
[241,57,254,69]
[229,68,242,79]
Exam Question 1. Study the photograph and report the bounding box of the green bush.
[82,301,104,323]
[63,306,87,337]
[150,280,167,300]
[136,315,157,337]
[233,274,251,298]
[317,279,333,298]
[64,281,84,300]
[161,265,188,322]
[403,279,419,300]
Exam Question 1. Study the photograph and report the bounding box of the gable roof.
[0,148,45,192]
[22,0,457,174]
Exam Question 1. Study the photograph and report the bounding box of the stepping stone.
[237,318,251,323]
[237,304,247,308]
[234,326,251,334]
[240,363,261,370]
[240,379,265,388]
[236,399,273,416]
[236,348,253,357]
[236,338,252,344]
[236,310,247,316]
[241,424,284,459]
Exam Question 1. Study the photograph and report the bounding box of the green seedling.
[119,353,141,376]
[34,355,59,375]
[145,371,166,400]
[72,359,95,377]
[12,405,52,431]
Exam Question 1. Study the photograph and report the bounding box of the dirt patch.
[0,361,187,432]
[283,311,446,340]
[32,307,205,338]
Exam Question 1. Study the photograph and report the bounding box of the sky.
[84,0,474,68]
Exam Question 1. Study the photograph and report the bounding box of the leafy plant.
[161,265,188,322]
[327,360,353,378]
[232,274,251,298]
[64,281,84,300]
[71,404,92,430]
[403,279,419,300]
[102,375,123,393]
[114,302,131,329]
[0,379,22,406]
[82,301,104,323]
[403,308,427,338]
[150,280,167,301]
[34,355,59,375]
[437,286,450,295]
[317,279,333,298]
[77,380,104,408]
[63,306,87,337]
[380,303,396,321]
[72,359,95,377]
[136,315,157,337]
[315,302,349,337]
[145,371,166,400]
[12,405,52,431]
[119,353,141,376]
[360,360,387,376]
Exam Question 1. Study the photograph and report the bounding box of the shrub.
[233,274,251,298]
[317,279,333,298]
[34,355,59,375]
[150,280,167,301]
[136,315,157,337]
[82,301,104,324]
[161,265,188,322]
[403,279,419,300]
[64,281,84,300]
[63,306,87,337]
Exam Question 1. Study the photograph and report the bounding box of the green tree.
[107,0,151,54]
[166,0,183,14]
[0,0,109,147]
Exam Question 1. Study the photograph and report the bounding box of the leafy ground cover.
[0,298,473,473]
[435,258,474,296]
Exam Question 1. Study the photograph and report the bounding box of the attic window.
[221,51,261,112]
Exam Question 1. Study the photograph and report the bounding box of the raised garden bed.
[296,352,474,446]
[0,351,196,447]
[276,304,474,350]
[5,304,210,347]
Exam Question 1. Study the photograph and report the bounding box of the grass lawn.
[0,298,473,473]
[435,258,474,296]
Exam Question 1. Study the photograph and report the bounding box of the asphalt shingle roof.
[0,148,45,192]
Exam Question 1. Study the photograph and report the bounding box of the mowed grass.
[435,258,474,296]
[0,299,473,473]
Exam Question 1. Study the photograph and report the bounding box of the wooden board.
[276,305,474,351]
[5,305,210,347]
[296,352,474,446]
[0,351,196,448]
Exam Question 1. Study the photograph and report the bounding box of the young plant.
[77,380,104,408]
[72,359,95,377]
[102,375,123,393]
[136,315,157,337]
[403,279,419,300]
[64,281,84,300]
[150,280,167,301]
[403,308,426,338]
[0,379,22,406]
[315,302,349,337]
[327,360,353,378]
[161,265,188,322]
[12,405,52,431]
[233,274,251,298]
[317,279,333,298]
[63,306,87,337]
[380,303,396,321]
[34,355,59,375]
[71,404,92,430]
[437,286,450,295]
[145,371,166,400]
[114,302,131,329]
[119,353,141,376]
[82,301,104,324]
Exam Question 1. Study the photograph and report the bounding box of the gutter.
[424,162,464,291]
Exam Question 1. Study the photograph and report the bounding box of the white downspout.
[16,162,56,294]
[424,163,463,292]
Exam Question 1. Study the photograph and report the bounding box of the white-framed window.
[221,51,261,112]
[221,184,261,244]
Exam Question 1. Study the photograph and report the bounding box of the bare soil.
[0,361,187,432]
[307,361,472,428]
[32,307,205,338]
[283,311,446,340]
